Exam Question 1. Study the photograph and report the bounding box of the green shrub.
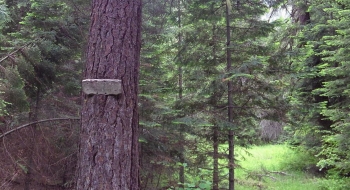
[279,146,318,172]
[318,178,350,190]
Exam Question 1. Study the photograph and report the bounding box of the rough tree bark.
[75,1,141,190]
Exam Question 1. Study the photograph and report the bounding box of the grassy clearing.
[234,144,349,190]
[182,144,350,190]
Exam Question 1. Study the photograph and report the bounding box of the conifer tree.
[285,0,350,176]
[308,0,350,175]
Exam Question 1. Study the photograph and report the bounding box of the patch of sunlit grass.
[234,144,324,190]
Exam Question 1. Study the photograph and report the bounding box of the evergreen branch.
[0,117,80,139]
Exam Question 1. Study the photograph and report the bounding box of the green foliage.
[318,178,350,190]
[1,66,28,112]
[0,3,10,26]
[0,90,8,116]
[176,166,212,190]
[4,0,87,94]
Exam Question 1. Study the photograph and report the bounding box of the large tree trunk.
[75,1,141,190]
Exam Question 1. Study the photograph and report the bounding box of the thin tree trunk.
[177,0,185,187]
[211,23,220,190]
[75,1,141,189]
[24,87,40,190]
[212,126,219,190]
[226,1,235,189]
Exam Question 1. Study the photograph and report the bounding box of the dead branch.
[0,117,80,139]
[269,171,290,176]
[0,42,35,64]
[264,174,277,181]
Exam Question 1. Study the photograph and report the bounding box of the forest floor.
[234,144,350,190]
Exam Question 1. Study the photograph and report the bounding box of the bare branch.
[0,118,80,139]
[0,42,34,64]
[269,171,290,176]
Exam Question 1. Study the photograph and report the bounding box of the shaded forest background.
[0,0,350,189]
